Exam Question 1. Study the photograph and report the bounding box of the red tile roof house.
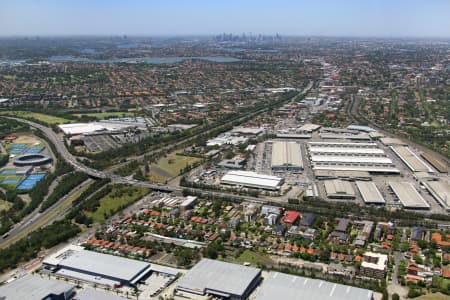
[283,211,300,224]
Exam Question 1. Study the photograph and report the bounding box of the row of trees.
[39,171,89,212]
[68,184,113,225]
[0,219,80,272]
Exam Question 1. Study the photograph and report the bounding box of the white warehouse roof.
[176,259,261,298]
[311,155,393,165]
[324,180,355,198]
[0,274,74,300]
[308,141,379,148]
[44,248,151,284]
[271,141,303,169]
[389,182,430,209]
[308,147,385,155]
[390,146,433,173]
[254,271,373,300]
[221,171,283,190]
[313,164,400,174]
[355,181,385,204]
[422,180,450,211]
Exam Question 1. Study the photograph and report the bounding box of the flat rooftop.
[308,141,379,148]
[176,258,261,297]
[319,133,371,140]
[311,155,392,165]
[421,152,449,173]
[309,147,385,155]
[324,180,355,198]
[355,181,385,204]
[362,252,388,271]
[422,179,450,211]
[0,274,74,300]
[379,137,407,146]
[313,164,400,174]
[254,271,373,300]
[314,170,371,179]
[389,182,430,209]
[221,171,283,190]
[271,141,303,168]
[390,146,433,173]
[44,247,151,283]
[299,123,321,132]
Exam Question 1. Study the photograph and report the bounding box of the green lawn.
[227,250,274,267]
[0,174,25,189]
[71,111,136,120]
[87,185,150,224]
[0,199,12,212]
[415,293,449,300]
[0,111,70,125]
[149,153,202,183]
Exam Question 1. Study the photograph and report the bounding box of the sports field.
[149,153,202,183]
[0,111,70,125]
[87,185,150,223]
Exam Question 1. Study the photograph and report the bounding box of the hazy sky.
[1,0,450,37]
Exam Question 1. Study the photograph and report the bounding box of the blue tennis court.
[9,143,28,154]
[9,148,25,154]
[26,147,44,154]
[0,170,17,175]
[16,173,46,190]
[11,143,27,148]
[1,179,21,185]
[26,173,46,180]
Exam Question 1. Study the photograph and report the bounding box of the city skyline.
[1,0,450,38]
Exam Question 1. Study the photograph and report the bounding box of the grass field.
[0,174,25,189]
[0,111,70,125]
[87,185,150,224]
[0,199,12,212]
[149,153,202,183]
[71,111,136,120]
[416,293,449,300]
[226,250,274,267]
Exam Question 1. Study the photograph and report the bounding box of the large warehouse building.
[254,271,373,300]
[389,182,430,209]
[0,274,75,300]
[43,246,152,287]
[220,170,284,190]
[323,179,356,199]
[390,146,433,173]
[422,179,450,211]
[176,259,262,300]
[308,142,400,174]
[355,181,386,205]
[271,141,303,171]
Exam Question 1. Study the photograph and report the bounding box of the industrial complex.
[307,141,400,174]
